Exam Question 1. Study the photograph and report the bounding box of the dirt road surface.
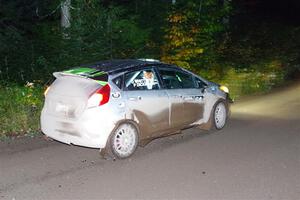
[1,82,299,199]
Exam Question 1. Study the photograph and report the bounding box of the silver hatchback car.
[41,59,231,159]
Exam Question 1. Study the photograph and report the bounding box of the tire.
[109,123,139,159]
[213,101,228,130]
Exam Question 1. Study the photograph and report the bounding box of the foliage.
[0,82,44,137]
[211,62,285,99]
[161,0,231,71]
[0,0,150,83]
[60,1,149,64]
[0,0,60,82]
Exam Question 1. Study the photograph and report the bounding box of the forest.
[1,0,299,137]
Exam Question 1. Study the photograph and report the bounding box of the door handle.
[183,96,194,101]
[129,96,142,101]
[170,95,182,98]
[129,97,137,101]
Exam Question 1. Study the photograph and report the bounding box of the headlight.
[220,85,229,93]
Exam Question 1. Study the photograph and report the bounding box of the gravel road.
[1,82,299,200]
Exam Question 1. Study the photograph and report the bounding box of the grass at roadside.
[217,68,285,100]
[0,82,44,138]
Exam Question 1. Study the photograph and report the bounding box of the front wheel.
[109,123,139,159]
[213,101,228,130]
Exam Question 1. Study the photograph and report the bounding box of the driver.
[143,70,155,89]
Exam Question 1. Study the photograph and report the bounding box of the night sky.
[236,0,300,24]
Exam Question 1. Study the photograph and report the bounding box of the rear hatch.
[44,67,108,119]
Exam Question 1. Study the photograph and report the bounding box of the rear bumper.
[41,107,117,149]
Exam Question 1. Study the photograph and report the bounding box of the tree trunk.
[61,0,71,28]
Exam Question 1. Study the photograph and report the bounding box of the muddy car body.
[41,59,231,158]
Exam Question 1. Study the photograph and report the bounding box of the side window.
[175,71,195,88]
[124,69,160,91]
[195,77,207,89]
[159,69,196,89]
[112,75,123,89]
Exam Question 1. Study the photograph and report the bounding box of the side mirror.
[201,86,207,93]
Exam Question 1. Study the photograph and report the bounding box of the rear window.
[92,73,108,82]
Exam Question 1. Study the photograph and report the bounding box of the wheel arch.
[104,119,141,149]
[101,119,140,159]
[198,97,229,130]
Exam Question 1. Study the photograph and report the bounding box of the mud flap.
[197,117,213,131]
[99,148,116,161]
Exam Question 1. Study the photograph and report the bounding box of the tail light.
[87,84,110,108]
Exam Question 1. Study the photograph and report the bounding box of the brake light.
[87,84,110,108]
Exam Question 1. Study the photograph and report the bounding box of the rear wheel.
[109,123,139,159]
[213,101,227,130]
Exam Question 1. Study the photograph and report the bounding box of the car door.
[178,72,205,125]
[124,67,169,139]
[158,68,205,127]
[157,68,186,129]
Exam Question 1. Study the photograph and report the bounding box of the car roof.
[78,59,181,74]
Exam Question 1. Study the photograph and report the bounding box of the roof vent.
[138,58,160,62]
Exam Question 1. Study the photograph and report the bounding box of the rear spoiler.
[53,72,108,86]
[53,71,91,79]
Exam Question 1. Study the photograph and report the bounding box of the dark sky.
[237,0,300,24]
